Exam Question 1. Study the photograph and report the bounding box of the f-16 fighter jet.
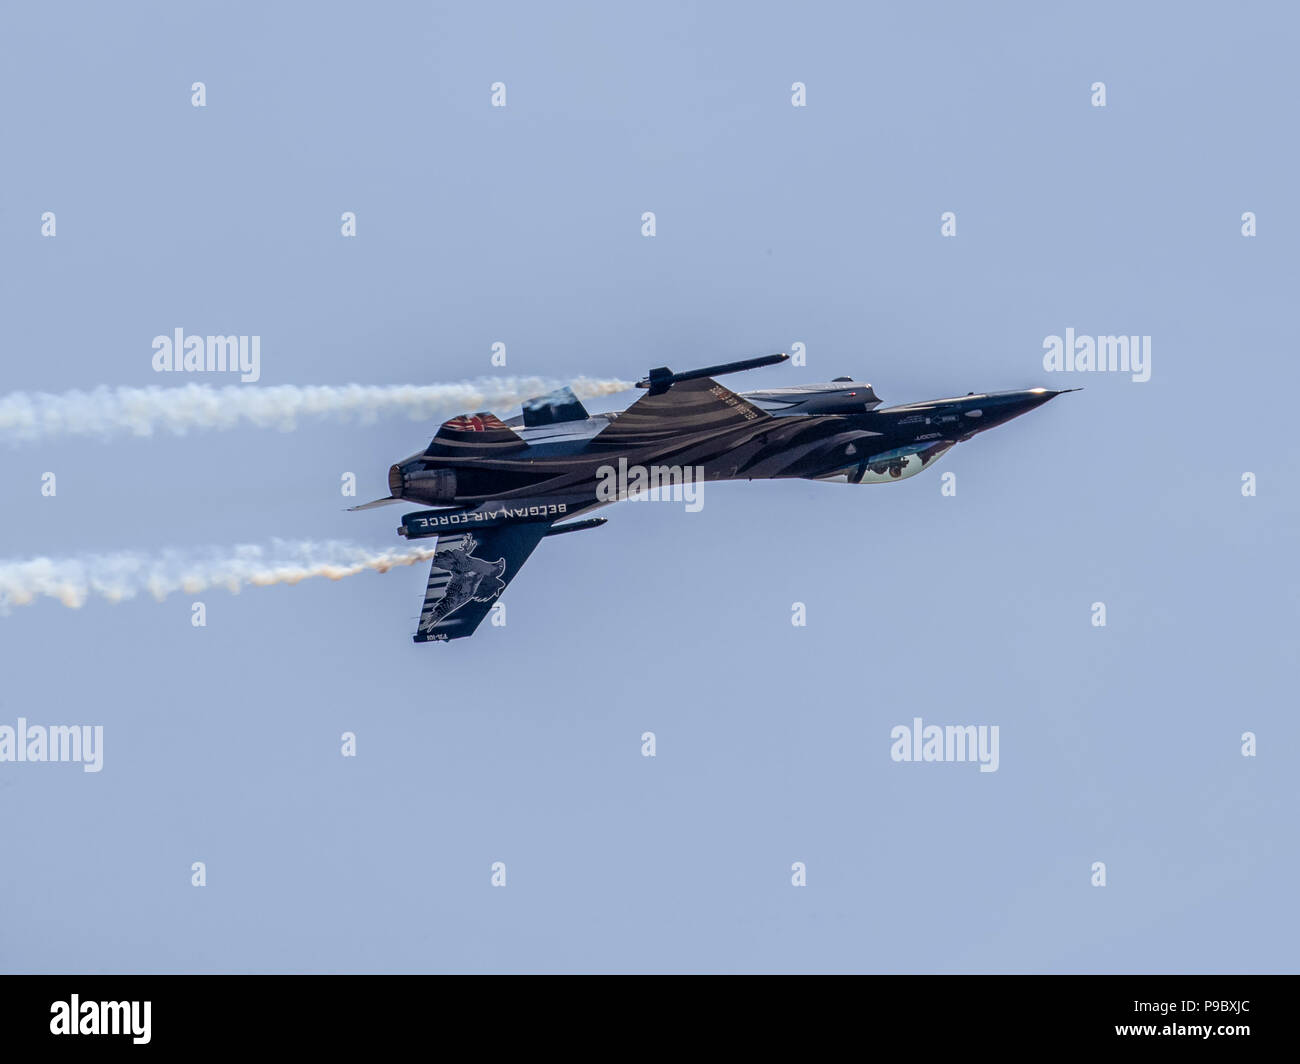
[351,354,1075,642]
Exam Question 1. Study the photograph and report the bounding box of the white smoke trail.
[0,376,634,443]
[0,540,444,611]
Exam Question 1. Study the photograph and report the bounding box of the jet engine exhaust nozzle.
[390,465,458,504]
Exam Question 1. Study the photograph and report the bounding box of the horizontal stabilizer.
[347,495,404,512]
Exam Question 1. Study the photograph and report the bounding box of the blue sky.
[0,0,1296,972]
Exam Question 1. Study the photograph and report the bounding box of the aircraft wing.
[593,375,770,448]
[412,521,552,642]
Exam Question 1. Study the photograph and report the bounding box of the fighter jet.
[351,353,1075,642]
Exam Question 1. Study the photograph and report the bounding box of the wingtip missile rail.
[636,352,789,393]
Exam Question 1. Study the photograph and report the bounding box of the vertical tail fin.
[413,522,550,642]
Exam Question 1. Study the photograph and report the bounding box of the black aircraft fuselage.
[352,353,1075,642]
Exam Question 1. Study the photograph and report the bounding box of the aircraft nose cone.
[1024,386,1082,402]
[965,387,1076,432]
[1008,387,1079,410]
